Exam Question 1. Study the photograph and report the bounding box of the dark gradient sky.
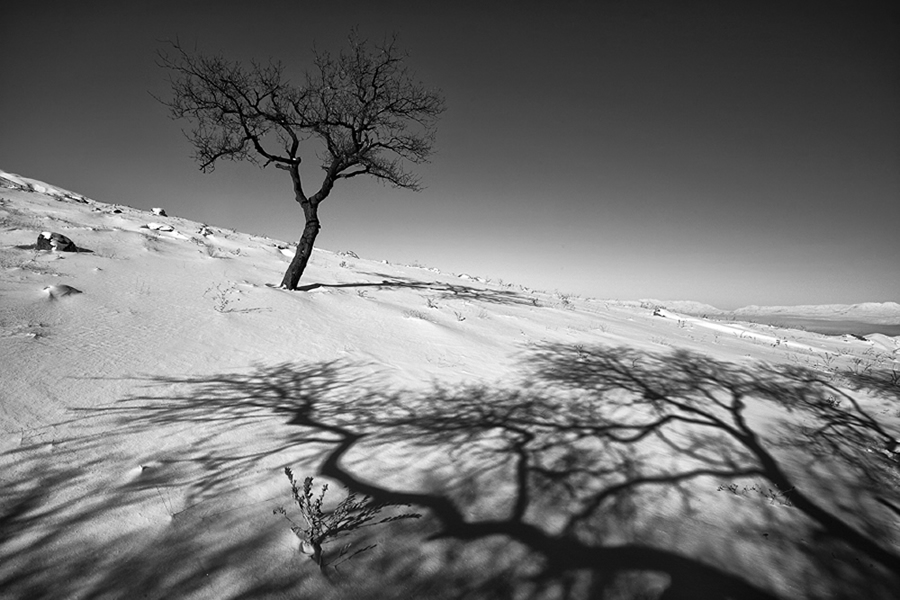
[2,1,898,309]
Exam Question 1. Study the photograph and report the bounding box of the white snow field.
[2,170,899,599]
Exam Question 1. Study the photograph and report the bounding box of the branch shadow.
[4,347,899,599]
[0,362,363,600]
[527,345,900,596]
[14,243,94,253]
[296,273,537,306]
[105,348,899,599]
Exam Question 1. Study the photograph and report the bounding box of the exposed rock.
[145,223,174,232]
[44,284,83,299]
[36,232,78,252]
[152,207,168,217]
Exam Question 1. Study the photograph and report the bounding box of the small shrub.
[204,283,238,313]
[556,292,572,309]
[273,469,420,572]
[135,278,152,296]
[823,395,841,409]
[403,309,430,321]
[717,481,794,507]
[847,357,873,377]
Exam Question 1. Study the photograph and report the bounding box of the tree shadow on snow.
[2,347,899,599]
[0,363,363,600]
[296,272,538,306]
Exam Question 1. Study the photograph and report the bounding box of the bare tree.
[157,32,445,289]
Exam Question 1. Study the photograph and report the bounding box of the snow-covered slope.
[2,171,899,599]
[0,169,90,202]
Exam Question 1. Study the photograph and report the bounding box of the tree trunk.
[280,202,320,290]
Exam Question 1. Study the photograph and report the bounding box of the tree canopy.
[157,31,445,288]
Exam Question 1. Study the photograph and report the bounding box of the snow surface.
[2,170,900,599]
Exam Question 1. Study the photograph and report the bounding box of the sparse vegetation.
[848,356,874,377]
[889,368,900,388]
[555,292,573,309]
[717,482,795,507]
[134,278,152,296]
[402,309,430,321]
[273,469,420,572]
[204,282,238,313]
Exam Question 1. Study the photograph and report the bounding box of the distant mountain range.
[642,300,900,324]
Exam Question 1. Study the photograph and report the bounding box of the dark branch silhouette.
[156,31,444,289]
